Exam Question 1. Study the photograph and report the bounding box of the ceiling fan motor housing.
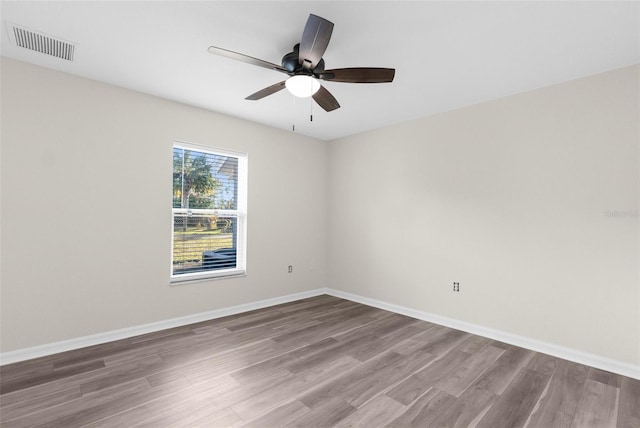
[281,49,298,72]
[282,44,324,74]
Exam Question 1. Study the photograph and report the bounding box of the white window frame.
[171,141,248,284]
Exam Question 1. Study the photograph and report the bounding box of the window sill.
[170,270,246,285]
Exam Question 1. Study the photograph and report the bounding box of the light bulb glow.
[285,75,320,98]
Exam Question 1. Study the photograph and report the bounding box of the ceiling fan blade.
[299,14,334,70]
[312,85,340,112]
[245,81,287,100]
[208,46,288,74]
[319,68,396,83]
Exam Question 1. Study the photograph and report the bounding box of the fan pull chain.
[292,95,296,132]
[309,79,314,122]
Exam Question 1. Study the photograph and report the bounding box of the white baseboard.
[325,288,640,380]
[2,286,638,380]
[0,288,327,366]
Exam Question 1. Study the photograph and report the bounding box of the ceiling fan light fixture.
[285,75,320,98]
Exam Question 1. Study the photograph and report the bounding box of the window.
[172,142,247,282]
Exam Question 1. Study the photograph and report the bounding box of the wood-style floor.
[1,295,638,427]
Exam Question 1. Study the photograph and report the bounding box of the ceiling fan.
[207,14,395,112]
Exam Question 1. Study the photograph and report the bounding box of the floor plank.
[231,355,360,421]
[298,350,406,409]
[617,376,640,428]
[476,368,551,428]
[471,344,534,395]
[286,396,356,428]
[241,400,310,428]
[525,359,589,428]
[570,378,620,428]
[334,394,404,428]
[386,349,471,405]
[429,385,498,428]
[386,387,456,427]
[341,347,435,408]
[434,344,504,397]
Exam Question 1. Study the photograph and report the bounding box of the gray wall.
[1,58,328,351]
[328,65,639,365]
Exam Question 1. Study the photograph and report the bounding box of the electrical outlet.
[288,265,293,273]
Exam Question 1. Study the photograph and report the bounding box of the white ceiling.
[2,1,639,141]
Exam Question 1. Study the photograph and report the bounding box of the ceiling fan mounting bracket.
[282,44,325,75]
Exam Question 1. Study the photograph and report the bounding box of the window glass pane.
[172,143,246,282]
[173,147,238,210]
[172,214,237,275]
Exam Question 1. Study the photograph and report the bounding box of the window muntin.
[171,143,247,282]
